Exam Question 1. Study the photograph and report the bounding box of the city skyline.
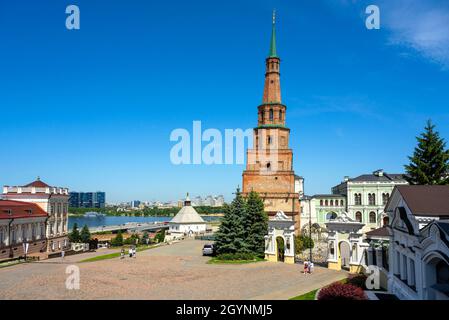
[1,0,449,203]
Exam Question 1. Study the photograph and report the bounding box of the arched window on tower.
[269,109,274,121]
[279,110,282,122]
[261,111,265,123]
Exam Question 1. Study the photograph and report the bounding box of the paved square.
[0,240,346,300]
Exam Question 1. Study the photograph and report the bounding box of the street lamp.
[300,177,313,264]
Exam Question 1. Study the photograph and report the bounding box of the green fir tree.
[405,120,449,185]
[214,188,246,255]
[79,224,91,243]
[244,191,268,257]
[68,223,81,243]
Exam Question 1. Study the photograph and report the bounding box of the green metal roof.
[269,10,278,58]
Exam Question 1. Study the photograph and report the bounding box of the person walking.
[303,260,309,275]
[132,247,136,258]
[120,248,125,259]
[61,250,65,262]
[307,261,313,274]
[128,247,132,258]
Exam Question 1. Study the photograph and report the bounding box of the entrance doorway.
[276,237,285,262]
[339,241,350,270]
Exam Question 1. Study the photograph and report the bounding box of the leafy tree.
[68,223,81,243]
[80,224,91,243]
[111,231,123,247]
[155,229,166,243]
[405,120,449,185]
[124,233,140,245]
[142,232,150,244]
[244,191,268,256]
[294,235,314,254]
[214,188,246,255]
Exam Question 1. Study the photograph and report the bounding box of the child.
[303,261,309,274]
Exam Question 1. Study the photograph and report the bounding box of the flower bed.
[317,282,367,300]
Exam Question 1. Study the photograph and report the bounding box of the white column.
[375,248,383,268]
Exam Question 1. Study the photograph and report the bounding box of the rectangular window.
[409,258,416,287]
[402,255,408,280]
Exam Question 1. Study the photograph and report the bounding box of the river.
[68,215,221,230]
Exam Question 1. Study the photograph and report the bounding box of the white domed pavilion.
[169,193,207,236]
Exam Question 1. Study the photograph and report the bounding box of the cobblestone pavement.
[0,239,347,300]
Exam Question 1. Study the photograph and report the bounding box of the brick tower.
[242,11,300,232]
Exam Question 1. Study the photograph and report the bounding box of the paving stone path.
[0,239,346,300]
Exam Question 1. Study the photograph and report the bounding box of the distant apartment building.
[131,200,141,209]
[69,191,106,208]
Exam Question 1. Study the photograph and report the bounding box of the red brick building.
[0,200,48,261]
[242,13,301,232]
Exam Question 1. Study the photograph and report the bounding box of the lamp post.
[308,196,312,263]
[300,177,312,263]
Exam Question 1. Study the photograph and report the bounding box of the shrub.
[317,283,367,300]
[216,252,256,261]
[347,274,368,289]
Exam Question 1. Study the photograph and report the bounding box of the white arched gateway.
[265,211,295,264]
[326,212,368,273]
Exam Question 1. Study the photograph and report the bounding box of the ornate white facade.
[3,178,70,253]
[386,186,449,300]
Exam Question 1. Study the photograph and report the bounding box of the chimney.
[374,169,384,177]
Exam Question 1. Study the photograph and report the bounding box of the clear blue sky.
[1,0,449,203]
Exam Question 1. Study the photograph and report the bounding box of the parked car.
[202,244,215,256]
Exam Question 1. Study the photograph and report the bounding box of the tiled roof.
[366,226,391,238]
[170,204,206,224]
[0,200,48,219]
[397,185,449,217]
[349,173,407,183]
[23,178,50,188]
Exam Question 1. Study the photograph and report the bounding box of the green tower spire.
[269,10,278,58]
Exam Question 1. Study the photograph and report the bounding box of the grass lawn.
[207,256,265,265]
[289,289,319,300]
[80,244,159,263]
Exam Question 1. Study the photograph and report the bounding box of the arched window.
[355,193,362,206]
[326,212,337,220]
[383,216,389,226]
[267,135,272,145]
[266,163,271,171]
[269,109,274,121]
[369,212,376,223]
[369,193,376,206]
[320,200,323,206]
[279,110,283,121]
[355,212,362,222]
[340,200,344,206]
[261,111,265,122]
[382,193,390,205]
[330,200,334,206]
[436,260,449,285]
[325,200,329,206]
